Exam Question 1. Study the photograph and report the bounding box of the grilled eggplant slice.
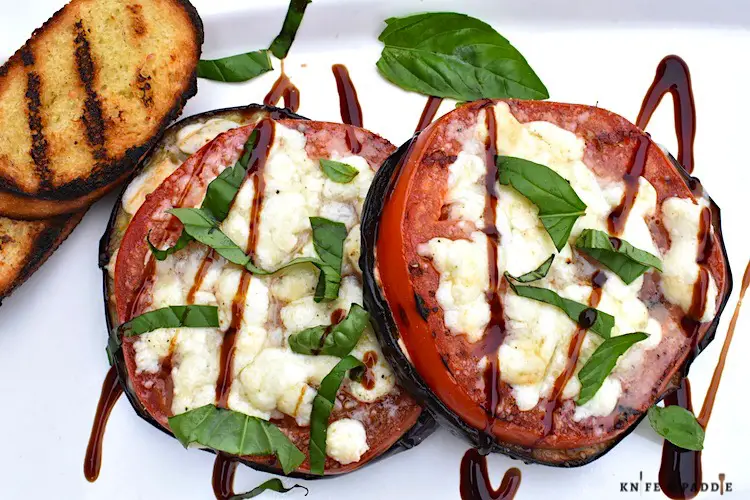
[361,99,731,466]
[101,105,435,478]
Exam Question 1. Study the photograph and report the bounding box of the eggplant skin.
[360,136,733,467]
[99,104,437,480]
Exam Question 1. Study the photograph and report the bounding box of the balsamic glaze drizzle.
[332,64,363,154]
[607,135,650,235]
[636,55,696,174]
[475,103,506,425]
[84,366,123,483]
[212,453,239,500]
[460,448,521,500]
[264,71,300,113]
[415,96,443,134]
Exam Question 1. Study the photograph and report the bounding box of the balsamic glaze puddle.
[87,56,742,500]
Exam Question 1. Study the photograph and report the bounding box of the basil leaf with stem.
[169,209,344,301]
[229,479,309,500]
[497,156,587,251]
[269,0,313,59]
[309,356,364,475]
[377,13,548,101]
[647,405,705,451]
[169,208,251,266]
[576,332,648,405]
[575,229,662,285]
[148,131,261,259]
[121,305,219,337]
[197,51,273,83]
[319,159,359,183]
[503,254,554,283]
[505,277,613,338]
[289,304,370,357]
[168,405,305,474]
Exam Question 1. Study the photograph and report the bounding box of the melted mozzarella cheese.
[176,118,242,155]
[171,327,223,414]
[132,122,397,444]
[661,197,718,321]
[418,232,490,343]
[444,152,489,224]
[326,418,369,465]
[238,348,337,425]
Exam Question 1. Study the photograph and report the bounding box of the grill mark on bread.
[25,72,53,190]
[126,4,147,37]
[20,46,35,67]
[73,20,108,163]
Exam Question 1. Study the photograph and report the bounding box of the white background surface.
[1,0,749,498]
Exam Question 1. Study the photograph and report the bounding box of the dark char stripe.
[20,46,35,67]
[73,20,107,162]
[26,72,53,190]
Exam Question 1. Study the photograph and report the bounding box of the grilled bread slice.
[0,212,84,302]
[0,0,203,219]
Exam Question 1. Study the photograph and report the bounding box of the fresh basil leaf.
[310,217,346,271]
[376,13,548,101]
[169,208,252,266]
[309,217,346,302]
[254,256,340,302]
[497,156,587,251]
[576,332,648,405]
[122,305,219,337]
[197,50,273,83]
[575,229,662,285]
[169,405,305,474]
[504,255,554,283]
[320,159,359,183]
[269,0,312,59]
[288,326,328,356]
[505,279,613,338]
[169,210,343,301]
[647,405,705,451]
[311,261,341,302]
[309,356,364,475]
[202,130,259,222]
[289,304,370,357]
[147,230,193,261]
[229,478,309,500]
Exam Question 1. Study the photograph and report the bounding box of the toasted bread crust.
[0,0,203,215]
[0,171,130,220]
[0,211,84,301]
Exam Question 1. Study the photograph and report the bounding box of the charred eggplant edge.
[99,104,437,480]
[360,134,732,468]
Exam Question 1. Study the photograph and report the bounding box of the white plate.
[1,0,749,498]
